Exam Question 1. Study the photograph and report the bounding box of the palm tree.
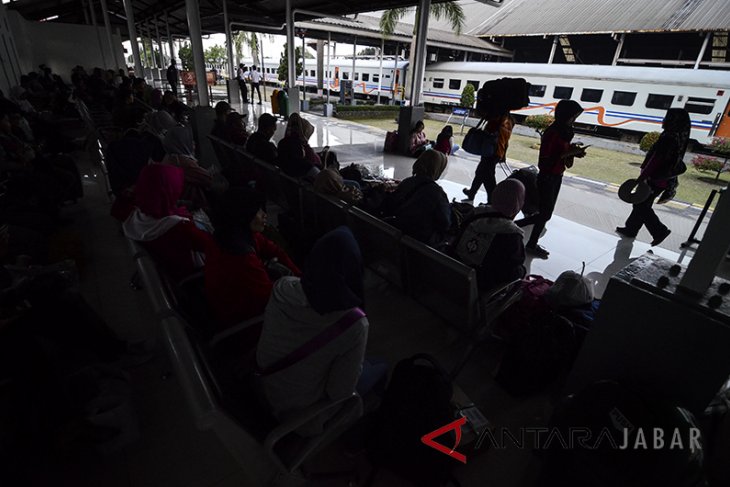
[380,2,465,100]
[233,31,274,69]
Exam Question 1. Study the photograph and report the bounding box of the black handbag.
[462,118,496,157]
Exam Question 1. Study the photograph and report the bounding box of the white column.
[155,18,163,67]
[285,0,296,90]
[548,35,559,64]
[326,32,331,102]
[223,0,235,80]
[122,0,143,76]
[410,0,431,106]
[99,0,118,68]
[259,34,266,101]
[147,22,157,69]
[185,0,209,106]
[378,37,384,104]
[166,11,175,64]
[301,33,306,101]
[351,36,356,105]
[695,32,711,70]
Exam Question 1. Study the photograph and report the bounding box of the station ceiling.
[7,0,457,37]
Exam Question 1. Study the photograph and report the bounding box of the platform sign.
[446,106,471,134]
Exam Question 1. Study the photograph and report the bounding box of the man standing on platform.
[250,66,262,105]
[167,60,179,96]
[237,64,249,104]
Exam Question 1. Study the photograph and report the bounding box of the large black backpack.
[367,354,460,487]
[476,77,531,119]
[508,165,540,217]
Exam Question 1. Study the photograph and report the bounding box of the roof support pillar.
[612,33,625,66]
[695,32,711,70]
[302,32,307,101]
[122,0,143,77]
[88,0,107,69]
[351,37,357,105]
[146,22,157,69]
[326,33,331,102]
[99,0,118,69]
[185,0,209,106]
[409,0,431,106]
[316,40,324,92]
[166,11,176,65]
[222,0,235,80]
[548,35,558,64]
[285,0,296,90]
[155,17,163,69]
[378,37,384,104]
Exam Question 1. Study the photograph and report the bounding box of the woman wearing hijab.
[141,110,177,162]
[454,179,527,290]
[161,126,213,212]
[122,164,213,282]
[616,109,689,246]
[313,167,363,204]
[205,188,300,327]
[520,100,587,259]
[277,113,322,179]
[434,125,459,155]
[386,150,451,247]
[256,226,375,436]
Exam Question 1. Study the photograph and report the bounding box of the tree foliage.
[204,44,227,70]
[358,47,377,56]
[460,83,475,108]
[178,43,194,70]
[277,43,303,82]
[379,2,465,36]
[525,115,555,135]
[639,131,660,152]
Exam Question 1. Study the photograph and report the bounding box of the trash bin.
[324,103,334,117]
[301,99,310,112]
[277,90,289,119]
[271,89,280,116]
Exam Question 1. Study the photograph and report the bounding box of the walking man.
[167,60,179,96]
[250,66,262,105]
[237,64,249,104]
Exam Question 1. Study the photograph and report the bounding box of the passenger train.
[250,58,730,144]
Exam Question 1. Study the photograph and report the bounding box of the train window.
[684,97,715,114]
[449,79,462,90]
[310,70,315,77]
[581,88,603,103]
[343,72,349,80]
[362,73,369,82]
[467,80,480,90]
[433,78,444,89]
[529,84,546,97]
[355,73,359,81]
[612,91,637,106]
[553,86,573,99]
[646,94,673,110]
[373,74,379,83]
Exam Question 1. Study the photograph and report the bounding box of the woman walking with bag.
[615,108,690,246]
[463,110,514,202]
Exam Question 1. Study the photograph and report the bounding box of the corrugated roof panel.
[467,0,730,36]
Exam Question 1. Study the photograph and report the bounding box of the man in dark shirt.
[245,113,278,163]
[167,61,179,96]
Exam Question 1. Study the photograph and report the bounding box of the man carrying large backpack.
[462,111,514,202]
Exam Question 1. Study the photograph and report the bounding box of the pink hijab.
[134,164,190,219]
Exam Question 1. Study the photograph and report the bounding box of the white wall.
[0,4,22,95]
[6,9,125,83]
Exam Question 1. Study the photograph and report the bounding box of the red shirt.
[538,128,572,175]
[204,232,301,327]
[140,221,214,282]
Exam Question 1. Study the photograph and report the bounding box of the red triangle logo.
[421,417,467,464]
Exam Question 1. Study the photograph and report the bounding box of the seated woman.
[141,110,177,161]
[210,101,231,140]
[257,226,381,436]
[408,120,429,157]
[224,112,249,146]
[453,179,527,290]
[205,188,300,327]
[385,150,451,247]
[122,164,213,282]
[434,125,459,155]
[161,126,213,214]
[277,113,321,179]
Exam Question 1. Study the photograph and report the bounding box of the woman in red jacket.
[122,164,213,282]
[204,188,301,327]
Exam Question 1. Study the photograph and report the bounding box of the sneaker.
[615,227,637,239]
[651,228,671,247]
[526,244,550,259]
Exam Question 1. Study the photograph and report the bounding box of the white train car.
[254,57,409,102]
[421,62,730,144]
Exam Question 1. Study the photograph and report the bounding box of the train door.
[714,99,730,138]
